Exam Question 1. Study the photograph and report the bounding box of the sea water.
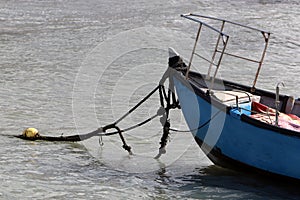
[0,0,300,199]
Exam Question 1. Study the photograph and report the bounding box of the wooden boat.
[166,14,300,181]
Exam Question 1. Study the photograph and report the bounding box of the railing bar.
[194,52,218,67]
[187,13,270,34]
[181,14,229,37]
[207,21,225,79]
[215,50,261,64]
[252,32,271,91]
[209,36,229,92]
[185,23,202,79]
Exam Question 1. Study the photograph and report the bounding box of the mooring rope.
[15,128,103,141]
[169,110,222,133]
[15,85,171,156]
[16,83,182,156]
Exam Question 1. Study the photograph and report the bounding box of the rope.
[17,85,162,143]
[169,110,222,133]
[155,85,181,159]
[114,85,160,125]
[98,110,163,136]
[15,128,103,141]
[16,83,181,157]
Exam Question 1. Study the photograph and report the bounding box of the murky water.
[0,0,300,199]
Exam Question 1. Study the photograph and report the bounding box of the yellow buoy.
[22,127,40,138]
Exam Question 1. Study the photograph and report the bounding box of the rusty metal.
[181,13,271,92]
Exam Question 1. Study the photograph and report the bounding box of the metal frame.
[181,13,271,92]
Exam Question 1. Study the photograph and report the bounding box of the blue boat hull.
[173,73,300,181]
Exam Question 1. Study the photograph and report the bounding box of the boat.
[164,13,300,181]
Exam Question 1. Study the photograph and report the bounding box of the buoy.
[22,128,40,138]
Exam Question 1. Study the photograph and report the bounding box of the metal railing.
[181,13,271,93]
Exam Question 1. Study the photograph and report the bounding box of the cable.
[169,110,222,133]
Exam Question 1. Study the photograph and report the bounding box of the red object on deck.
[251,101,300,132]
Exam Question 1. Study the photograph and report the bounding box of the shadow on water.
[177,165,300,199]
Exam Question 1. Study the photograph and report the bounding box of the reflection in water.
[178,165,300,199]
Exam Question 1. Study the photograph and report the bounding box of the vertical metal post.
[275,82,284,126]
[251,32,270,92]
[209,35,229,92]
[207,20,225,79]
[185,23,202,79]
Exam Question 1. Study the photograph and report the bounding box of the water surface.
[0,0,300,199]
